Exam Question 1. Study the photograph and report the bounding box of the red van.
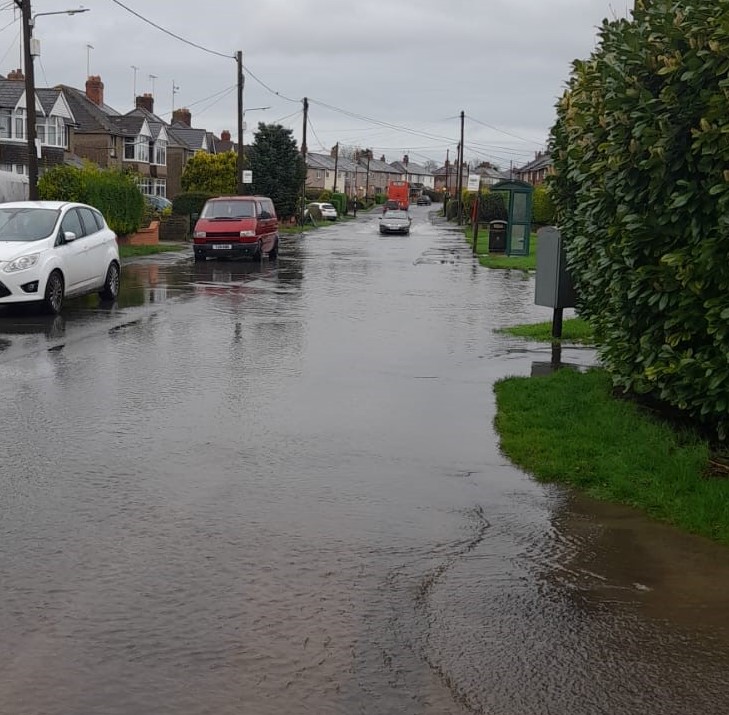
[193,196,279,261]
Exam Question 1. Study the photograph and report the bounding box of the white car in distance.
[0,201,121,314]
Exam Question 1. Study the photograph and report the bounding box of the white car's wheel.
[42,270,64,315]
[99,261,120,301]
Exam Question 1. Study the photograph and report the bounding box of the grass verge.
[119,243,188,258]
[494,368,729,545]
[463,226,537,270]
[498,317,594,345]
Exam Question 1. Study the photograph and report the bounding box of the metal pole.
[551,307,564,339]
[17,0,39,200]
[332,142,339,193]
[365,155,370,200]
[456,110,465,224]
[472,191,480,255]
[300,97,308,227]
[236,51,244,195]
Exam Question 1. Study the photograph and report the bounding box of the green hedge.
[172,191,214,217]
[329,192,347,216]
[549,0,729,439]
[38,165,143,235]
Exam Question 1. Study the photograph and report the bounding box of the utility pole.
[365,154,371,200]
[16,0,38,199]
[236,50,244,195]
[353,152,358,217]
[456,110,465,224]
[301,96,308,227]
[445,148,450,196]
[332,142,339,193]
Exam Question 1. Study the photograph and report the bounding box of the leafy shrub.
[172,191,214,216]
[549,0,729,438]
[375,193,387,205]
[306,204,322,221]
[446,199,459,221]
[329,192,347,216]
[305,187,321,202]
[181,151,237,195]
[479,190,507,222]
[317,189,332,201]
[39,164,143,235]
[531,185,555,225]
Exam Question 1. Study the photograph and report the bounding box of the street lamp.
[31,7,89,28]
[15,1,90,199]
[241,105,269,148]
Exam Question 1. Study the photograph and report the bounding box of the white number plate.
[212,244,232,250]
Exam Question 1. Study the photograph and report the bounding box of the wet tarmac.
[1,206,728,714]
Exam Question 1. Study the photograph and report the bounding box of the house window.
[47,119,57,146]
[138,178,153,194]
[316,170,322,179]
[124,133,150,162]
[153,179,166,197]
[14,108,25,139]
[153,139,167,166]
[36,123,45,143]
[0,110,10,139]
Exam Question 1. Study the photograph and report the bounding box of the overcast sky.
[1,0,631,170]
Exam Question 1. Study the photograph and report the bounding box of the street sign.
[466,174,480,192]
[242,170,253,184]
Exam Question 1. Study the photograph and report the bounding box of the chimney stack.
[172,107,191,127]
[85,75,104,106]
[135,93,154,113]
[221,130,231,141]
[8,68,24,81]
[403,154,409,165]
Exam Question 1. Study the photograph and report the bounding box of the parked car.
[379,210,411,235]
[416,195,432,206]
[0,201,120,314]
[193,196,279,262]
[143,194,173,212]
[306,202,338,221]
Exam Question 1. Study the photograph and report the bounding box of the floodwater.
[1,207,728,715]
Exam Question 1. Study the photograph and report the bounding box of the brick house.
[514,151,552,186]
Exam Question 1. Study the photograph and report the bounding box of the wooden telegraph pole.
[16,0,39,199]
[456,111,465,224]
[300,97,308,228]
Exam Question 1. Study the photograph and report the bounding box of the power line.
[466,114,543,146]
[109,0,233,60]
[195,86,237,118]
[307,116,326,152]
[242,64,299,104]
[0,27,18,67]
[156,84,237,118]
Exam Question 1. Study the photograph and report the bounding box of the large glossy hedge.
[38,165,143,235]
[549,0,729,438]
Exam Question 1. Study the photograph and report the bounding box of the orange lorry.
[387,181,410,210]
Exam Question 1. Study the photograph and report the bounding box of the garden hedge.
[549,0,729,438]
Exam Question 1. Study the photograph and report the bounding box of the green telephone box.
[492,180,534,257]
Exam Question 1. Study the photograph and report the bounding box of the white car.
[306,202,338,221]
[0,201,120,314]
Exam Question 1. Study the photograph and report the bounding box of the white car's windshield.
[201,200,255,219]
[0,208,59,241]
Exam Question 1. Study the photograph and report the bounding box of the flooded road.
[1,207,728,714]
